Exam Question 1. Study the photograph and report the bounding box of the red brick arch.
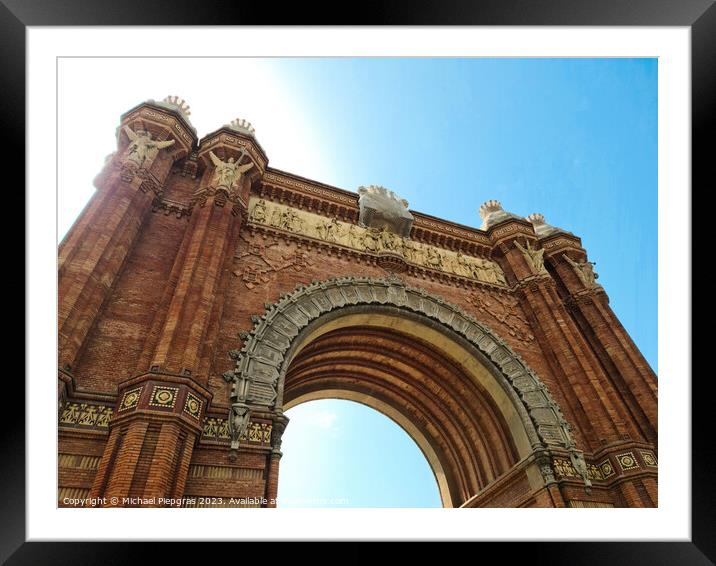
[225,276,589,507]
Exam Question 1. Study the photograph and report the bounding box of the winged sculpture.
[209,150,254,190]
[122,125,175,168]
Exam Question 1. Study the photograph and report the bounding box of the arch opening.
[278,398,442,508]
[226,277,583,507]
[280,311,531,507]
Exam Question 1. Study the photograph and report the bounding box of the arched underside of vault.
[229,278,582,506]
[282,323,523,508]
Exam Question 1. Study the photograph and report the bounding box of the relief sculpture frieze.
[246,198,507,286]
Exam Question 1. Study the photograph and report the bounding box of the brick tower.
[58,98,658,508]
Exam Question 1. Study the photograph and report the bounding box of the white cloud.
[306,408,338,430]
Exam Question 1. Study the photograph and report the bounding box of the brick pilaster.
[143,130,263,383]
[264,412,289,507]
[148,190,244,381]
[549,246,658,444]
[489,220,636,453]
[89,129,264,506]
[58,102,195,375]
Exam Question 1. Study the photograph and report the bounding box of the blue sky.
[277,399,442,508]
[270,58,657,508]
[268,58,656,370]
[59,57,657,509]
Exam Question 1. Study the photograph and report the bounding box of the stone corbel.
[535,451,557,486]
[229,402,251,452]
[270,411,290,455]
[569,448,593,494]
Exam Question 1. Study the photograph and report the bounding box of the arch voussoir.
[223,275,589,494]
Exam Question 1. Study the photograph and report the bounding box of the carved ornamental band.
[247,198,507,286]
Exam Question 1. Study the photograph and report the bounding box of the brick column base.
[89,372,211,507]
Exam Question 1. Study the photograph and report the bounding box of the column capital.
[270,411,290,455]
[112,371,213,436]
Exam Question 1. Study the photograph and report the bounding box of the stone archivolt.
[247,198,507,286]
[225,276,576,454]
[222,275,605,502]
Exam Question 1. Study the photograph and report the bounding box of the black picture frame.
[8,0,709,563]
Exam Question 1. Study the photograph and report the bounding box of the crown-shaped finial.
[526,213,545,225]
[478,199,523,230]
[228,118,256,136]
[162,95,191,117]
[526,212,568,237]
[479,199,503,219]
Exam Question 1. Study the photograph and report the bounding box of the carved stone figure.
[563,254,600,288]
[317,218,343,242]
[469,258,490,282]
[443,253,458,274]
[514,239,547,275]
[229,403,251,450]
[268,207,282,228]
[209,150,254,190]
[379,226,400,252]
[278,209,295,231]
[401,239,416,262]
[347,224,360,248]
[410,244,426,265]
[570,450,593,492]
[455,252,472,278]
[425,246,443,269]
[484,261,507,285]
[288,210,304,233]
[362,227,382,253]
[250,199,267,223]
[122,126,175,168]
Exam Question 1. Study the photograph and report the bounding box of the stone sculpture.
[122,126,175,168]
[515,239,547,275]
[209,150,254,190]
[563,254,600,288]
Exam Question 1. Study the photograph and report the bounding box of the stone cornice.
[120,103,196,154]
[198,128,268,172]
[151,196,192,219]
[486,218,538,246]
[412,212,492,251]
[540,232,584,256]
[259,170,359,218]
[258,171,495,255]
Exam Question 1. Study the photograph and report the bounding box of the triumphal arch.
[58,97,658,508]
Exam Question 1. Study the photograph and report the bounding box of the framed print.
[11,0,712,563]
